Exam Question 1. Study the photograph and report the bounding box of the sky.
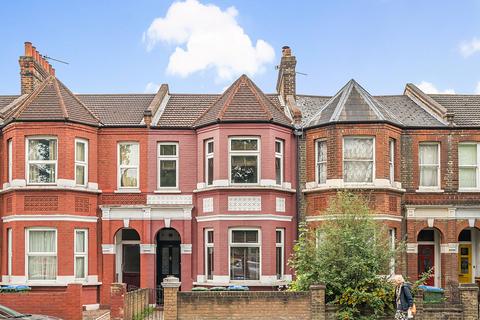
[0,0,480,96]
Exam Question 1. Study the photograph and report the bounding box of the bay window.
[75,139,88,186]
[229,229,260,280]
[205,140,214,186]
[230,137,260,184]
[26,229,57,280]
[158,143,178,188]
[205,229,214,280]
[419,143,440,188]
[315,140,327,184]
[74,229,88,279]
[276,229,284,280]
[27,137,57,184]
[343,137,374,183]
[459,143,479,189]
[275,140,284,185]
[118,142,139,189]
[7,139,12,183]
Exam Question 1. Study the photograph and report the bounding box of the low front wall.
[177,291,311,320]
[0,283,83,320]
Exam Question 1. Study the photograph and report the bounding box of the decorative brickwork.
[24,195,59,211]
[75,196,90,212]
[100,193,146,205]
[5,196,12,213]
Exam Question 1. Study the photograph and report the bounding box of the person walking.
[393,275,414,319]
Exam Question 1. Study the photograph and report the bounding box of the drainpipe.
[293,124,303,240]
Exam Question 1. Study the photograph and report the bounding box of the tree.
[289,191,403,319]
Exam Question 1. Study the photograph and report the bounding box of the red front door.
[418,244,435,286]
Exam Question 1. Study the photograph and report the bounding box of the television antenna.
[43,55,69,65]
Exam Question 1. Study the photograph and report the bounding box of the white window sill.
[194,185,296,193]
[114,189,141,194]
[458,189,480,193]
[416,188,444,193]
[154,189,181,194]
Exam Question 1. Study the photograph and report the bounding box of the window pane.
[419,144,438,165]
[207,141,214,154]
[28,256,56,280]
[231,156,258,183]
[231,139,258,151]
[275,157,282,185]
[420,166,438,187]
[317,141,327,162]
[207,247,214,280]
[120,168,138,187]
[344,161,373,182]
[317,163,326,184]
[28,139,57,161]
[459,145,477,166]
[232,230,258,243]
[171,247,180,274]
[160,160,177,187]
[75,257,85,278]
[76,165,85,185]
[344,138,373,160]
[275,141,282,153]
[459,168,477,188]
[207,230,214,243]
[160,144,176,156]
[75,231,86,253]
[276,246,282,279]
[230,247,259,280]
[29,163,56,183]
[207,158,214,185]
[29,231,56,252]
[76,142,86,162]
[276,231,282,244]
[119,144,138,166]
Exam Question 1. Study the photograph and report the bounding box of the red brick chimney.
[276,45,297,102]
[19,42,56,95]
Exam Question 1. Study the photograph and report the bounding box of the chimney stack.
[276,45,297,103]
[19,42,56,95]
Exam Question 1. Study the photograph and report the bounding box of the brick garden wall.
[177,291,312,320]
[0,283,83,320]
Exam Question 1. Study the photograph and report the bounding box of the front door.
[156,228,181,304]
[418,244,435,286]
[458,244,472,284]
[122,243,140,290]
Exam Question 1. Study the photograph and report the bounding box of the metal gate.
[124,288,163,320]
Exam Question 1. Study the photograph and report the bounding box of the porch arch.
[114,228,141,291]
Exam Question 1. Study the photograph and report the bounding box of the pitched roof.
[429,94,480,126]
[305,79,403,127]
[77,94,154,126]
[194,75,291,128]
[5,76,100,126]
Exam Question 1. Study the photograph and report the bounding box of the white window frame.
[276,228,284,280]
[389,139,395,186]
[204,229,214,281]
[342,136,375,184]
[205,139,214,186]
[26,136,58,185]
[25,228,57,281]
[228,228,261,281]
[117,142,140,190]
[458,142,480,191]
[275,139,284,186]
[74,229,88,279]
[157,142,179,189]
[388,228,395,275]
[419,142,441,190]
[229,137,261,185]
[7,228,12,276]
[315,139,327,185]
[8,139,12,183]
[75,139,88,186]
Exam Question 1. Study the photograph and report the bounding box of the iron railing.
[124,288,163,320]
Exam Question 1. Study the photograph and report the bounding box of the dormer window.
[343,137,374,183]
[27,137,57,184]
[230,137,259,184]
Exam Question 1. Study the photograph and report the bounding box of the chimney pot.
[52,67,55,76]
[282,46,291,57]
[33,47,38,61]
[25,42,33,56]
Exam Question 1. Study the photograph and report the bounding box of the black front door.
[156,228,181,303]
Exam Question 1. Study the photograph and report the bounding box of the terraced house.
[0,42,479,310]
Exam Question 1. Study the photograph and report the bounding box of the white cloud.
[143,0,275,81]
[144,82,160,93]
[476,82,480,94]
[460,37,480,57]
[416,81,455,94]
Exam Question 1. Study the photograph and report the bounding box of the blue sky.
[1,0,479,96]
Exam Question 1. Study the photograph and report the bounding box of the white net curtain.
[343,137,374,183]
